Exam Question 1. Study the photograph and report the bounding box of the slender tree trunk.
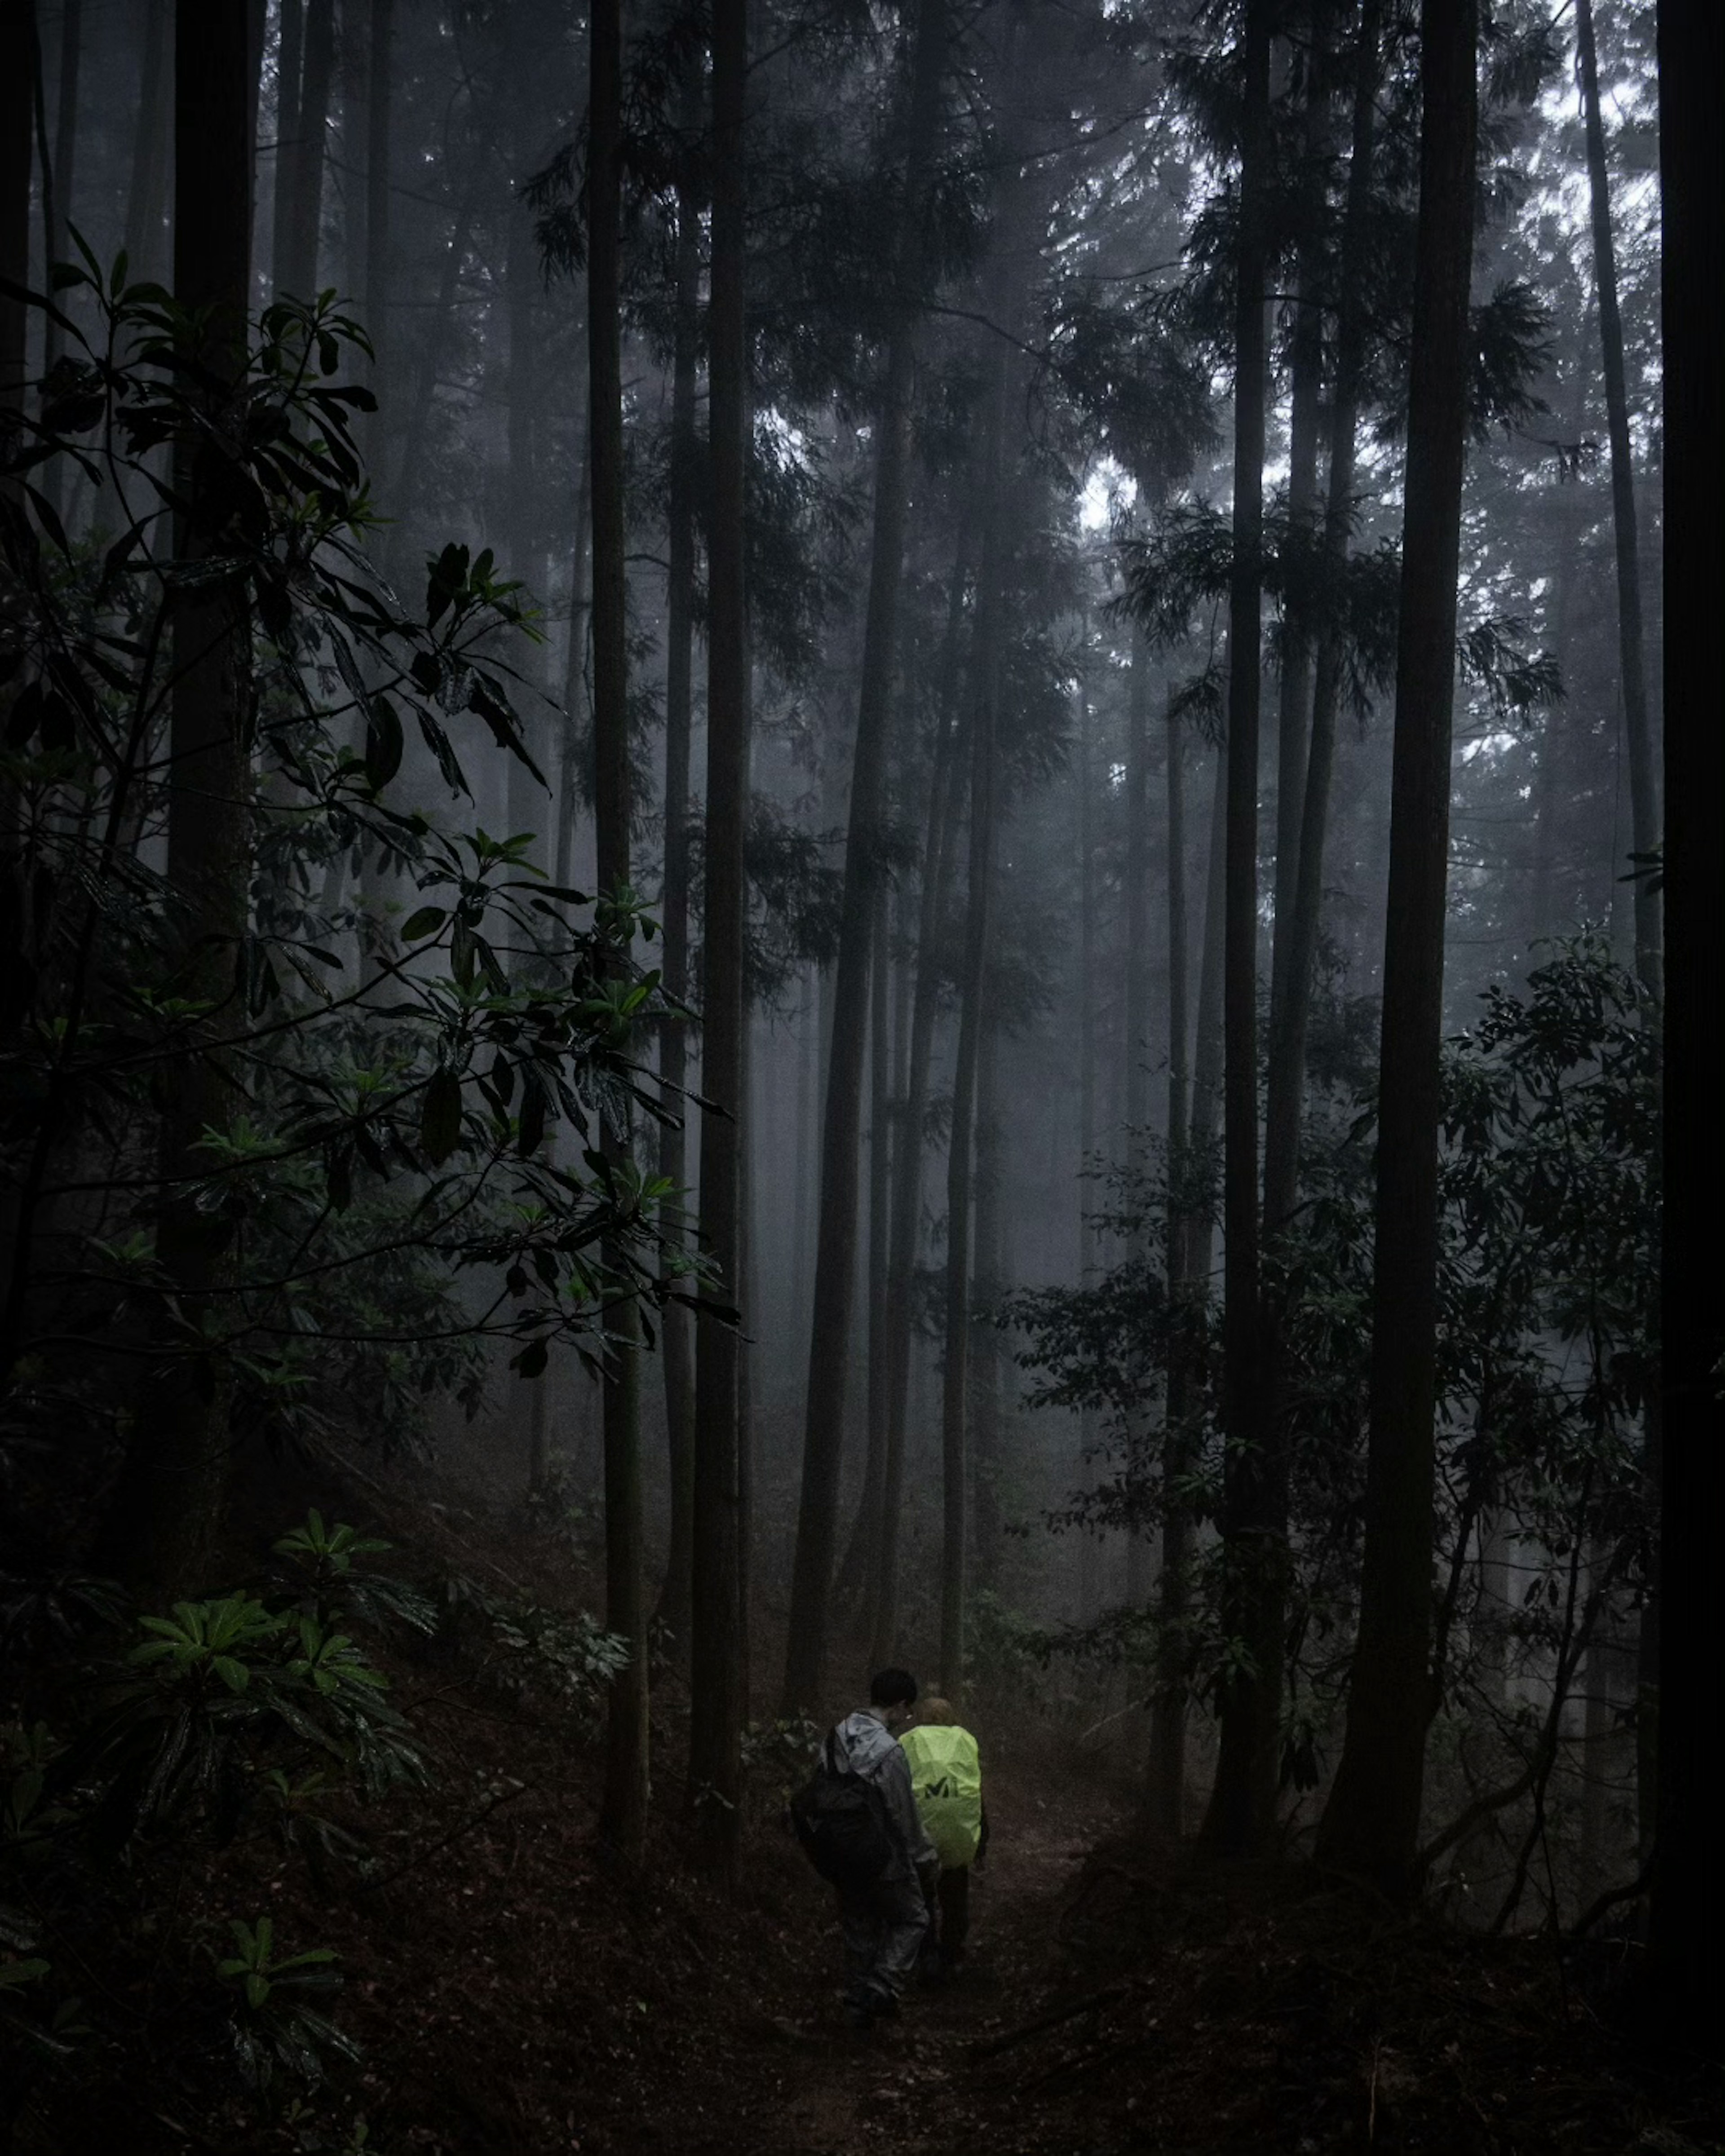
[1190,738,1228,1166]
[1576,0,1661,999]
[791,965,815,1337]
[941,435,1004,1697]
[1648,0,1723,2029]
[1315,0,1478,1899]
[589,0,648,1861]
[278,0,332,302]
[1530,468,1578,943]
[556,425,592,889]
[1265,4,1329,1044]
[363,0,392,375]
[121,0,172,288]
[269,0,302,292]
[102,0,256,1600]
[737,992,756,1719]
[37,0,80,521]
[1075,643,1101,1627]
[836,876,895,1616]
[970,1011,1005,1592]
[0,1,30,422]
[1123,625,1155,1607]
[654,105,702,1639]
[870,539,970,1665]
[782,0,948,1711]
[689,0,748,1874]
[505,185,544,843]
[1261,0,1383,1237]
[1200,0,1277,1860]
[1146,687,1193,1833]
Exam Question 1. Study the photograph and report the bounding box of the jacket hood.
[831,1709,899,1776]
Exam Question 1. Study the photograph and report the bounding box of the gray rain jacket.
[829,1708,939,1883]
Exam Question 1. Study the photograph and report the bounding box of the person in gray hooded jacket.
[827,1668,939,2031]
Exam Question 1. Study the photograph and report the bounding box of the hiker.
[899,1696,987,1975]
[792,1668,939,2032]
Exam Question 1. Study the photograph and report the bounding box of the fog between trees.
[1,0,1719,2134]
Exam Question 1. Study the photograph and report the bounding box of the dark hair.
[869,1667,918,1709]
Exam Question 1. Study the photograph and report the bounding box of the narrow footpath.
[713,1765,1123,2156]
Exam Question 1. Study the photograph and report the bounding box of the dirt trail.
[712,1769,1122,2156]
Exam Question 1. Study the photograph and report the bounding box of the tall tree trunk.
[782,0,948,1711]
[1261,0,1383,1236]
[121,0,173,287]
[39,0,80,520]
[363,0,392,377]
[1315,0,1479,1899]
[1190,737,1228,1166]
[835,876,895,1615]
[1265,1,1329,1047]
[689,0,748,1874]
[1575,0,1661,999]
[1123,625,1155,1607]
[589,0,648,1862]
[870,538,969,1666]
[970,1011,1005,1593]
[505,187,544,842]
[737,991,756,1719]
[1200,0,1277,1860]
[941,405,1004,1696]
[791,964,815,1338]
[654,100,702,1639]
[1146,687,1193,1833]
[556,424,592,889]
[268,0,303,292]
[102,0,256,1600]
[1648,0,1723,2030]
[1074,641,1102,1628]
[0,0,30,424]
[278,0,332,301]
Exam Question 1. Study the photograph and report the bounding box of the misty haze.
[0,0,1717,2150]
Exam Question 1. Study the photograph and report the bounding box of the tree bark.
[970,1010,1005,1593]
[1074,641,1102,1629]
[1648,0,1723,2031]
[556,423,592,888]
[1200,0,1277,1860]
[588,0,648,1863]
[1123,625,1155,1607]
[1146,686,1193,1833]
[1261,0,1382,1236]
[0,0,30,424]
[1315,0,1478,1899]
[363,0,392,379]
[1265,3,1330,1051]
[38,0,80,521]
[1575,0,1661,999]
[870,537,970,1665]
[102,0,257,1601]
[689,0,748,1875]
[653,96,702,1640]
[1190,736,1228,1167]
[941,398,1005,1696]
[278,0,332,302]
[835,875,895,1616]
[268,0,302,293]
[782,0,949,1712]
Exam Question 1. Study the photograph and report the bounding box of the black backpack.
[790,1731,895,1887]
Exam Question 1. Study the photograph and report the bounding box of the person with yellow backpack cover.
[898,1697,987,1974]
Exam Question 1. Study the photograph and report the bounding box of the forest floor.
[56,1465,1717,2156]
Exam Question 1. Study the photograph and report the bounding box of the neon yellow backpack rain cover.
[898,1724,982,1869]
